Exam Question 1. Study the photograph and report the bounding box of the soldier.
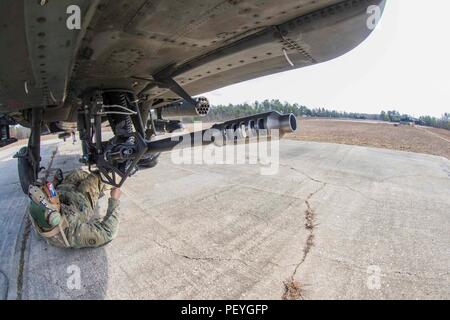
[27,169,121,249]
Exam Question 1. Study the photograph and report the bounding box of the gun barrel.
[212,111,297,135]
[146,111,297,153]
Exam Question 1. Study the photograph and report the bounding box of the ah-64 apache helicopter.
[0,0,385,192]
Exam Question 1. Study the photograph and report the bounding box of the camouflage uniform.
[29,169,120,249]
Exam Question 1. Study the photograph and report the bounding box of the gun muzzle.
[159,97,210,118]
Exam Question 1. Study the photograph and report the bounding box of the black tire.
[138,153,160,169]
[17,147,35,194]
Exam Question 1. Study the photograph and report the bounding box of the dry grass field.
[285,118,450,159]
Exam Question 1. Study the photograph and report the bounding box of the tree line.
[197,99,450,130]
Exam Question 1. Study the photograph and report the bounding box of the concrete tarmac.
[0,138,449,299]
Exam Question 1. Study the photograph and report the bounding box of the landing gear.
[78,91,157,187]
[15,108,43,194]
[16,146,36,194]
[103,92,159,169]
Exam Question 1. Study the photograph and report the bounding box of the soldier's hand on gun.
[110,187,121,200]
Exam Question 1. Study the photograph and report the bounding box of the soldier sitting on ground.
[27,169,121,249]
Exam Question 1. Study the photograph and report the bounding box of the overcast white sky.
[203,0,450,118]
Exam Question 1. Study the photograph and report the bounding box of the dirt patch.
[282,279,304,300]
[285,119,450,159]
[302,203,316,258]
[304,203,315,231]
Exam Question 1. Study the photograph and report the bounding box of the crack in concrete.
[152,239,303,281]
[16,216,31,300]
[134,197,303,274]
[282,182,326,300]
[285,164,379,203]
[266,261,298,269]
[126,198,259,270]
[339,185,378,203]
[152,239,252,268]
[377,174,429,183]
[237,209,269,226]
[287,165,325,184]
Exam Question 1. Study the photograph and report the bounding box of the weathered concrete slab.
[0,139,449,299]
